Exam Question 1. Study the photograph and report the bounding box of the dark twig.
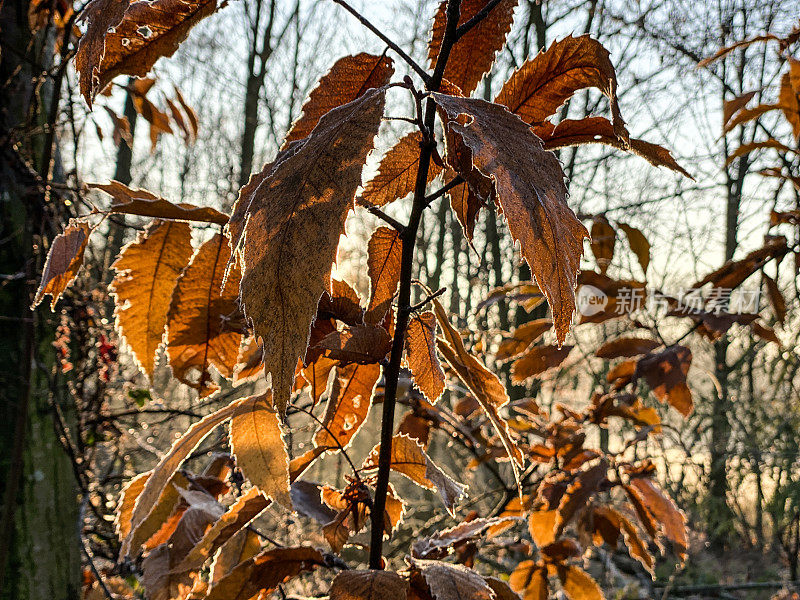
[410,287,447,312]
[357,201,406,233]
[330,0,430,82]
[424,175,464,206]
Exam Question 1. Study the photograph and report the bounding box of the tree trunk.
[0,4,80,599]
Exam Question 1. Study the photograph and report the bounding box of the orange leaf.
[361,132,442,207]
[509,560,548,600]
[556,565,603,600]
[635,346,693,417]
[167,234,244,397]
[33,222,92,309]
[314,362,380,450]
[427,0,518,96]
[496,318,552,362]
[511,345,573,383]
[406,311,446,403]
[285,53,393,144]
[110,220,194,379]
[366,226,403,324]
[595,336,660,360]
[92,181,228,224]
[628,477,688,561]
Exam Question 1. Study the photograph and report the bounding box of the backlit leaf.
[496,319,552,361]
[428,0,518,95]
[511,345,573,383]
[236,87,386,415]
[635,346,693,417]
[230,391,291,507]
[411,559,494,600]
[405,311,446,403]
[366,226,403,324]
[590,216,615,274]
[33,222,92,309]
[595,337,660,360]
[285,53,393,144]
[617,222,651,274]
[628,476,687,561]
[557,565,603,600]
[509,561,548,600]
[314,362,380,450]
[433,93,588,343]
[110,220,194,378]
[329,570,409,600]
[92,181,228,224]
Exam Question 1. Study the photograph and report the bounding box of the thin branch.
[330,0,430,83]
[357,201,405,233]
[409,287,447,312]
[424,175,464,206]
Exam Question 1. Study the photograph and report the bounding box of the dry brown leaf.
[533,117,690,178]
[763,273,787,323]
[230,391,291,507]
[174,85,199,139]
[316,324,392,365]
[726,139,796,165]
[511,345,573,383]
[141,544,194,600]
[528,509,557,548]
[485,577,523,600]
[751,321,782,346]
[595,337,660,360]
[590,216,615,274]
[365,226,403,324]
[635,346,693,417]
[314,362,380,450]
[412,516,520,559]
[723,90,758,127]
[103,105,133,147]
[780,60,800,139]
[405,311,446,403]
[557,565,603,600]
[447,177,485,241]
[92,181,228,224]
[167,234,243,397]
[205,546,326,600]
[115,471,151,541]
[209,528,261,584]
[362,434,466,515]
[76,0,219,105]
[496,319,553,361]
[361,132,442,207]
[496,35,626,136]
[33,222,92,309]
[555,461,608,536]
[433,93,588,343]
[121,399,245,558]
[236,87,386,415]
[174,487,269,572]
[509,560,548,600]
[110,220,194,378]
[285,53,393,144]
[412,558,494,600]
[329,570,409,600]
[73,0,130,105]
[628,476,687,561]
[617,222,651,274]
[428,0,518,96]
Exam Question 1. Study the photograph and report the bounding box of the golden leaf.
[314,362,380,450]
[366,226,403,323]
[33,222,92,309]
[405,311,446,403]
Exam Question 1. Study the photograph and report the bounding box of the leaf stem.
[368,0,463,570]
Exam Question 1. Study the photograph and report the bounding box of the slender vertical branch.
[368,0,463,569]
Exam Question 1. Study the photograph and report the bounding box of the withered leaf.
[366,226,403,324]
[617,222,651,274]
[141,544,193,600]
[555,461,608,536]
[121,398,245,558]
[496,35,626,137]
[314,362,380,450]
[411,516,520,559]
[361,132,442,208]
[590,215,615,274]
[103,105,133,147]
[690,236,788,291]
[76,0,220,105]
[509,560,548,600]
[528,509,557,548]
[236,87,386,415]
[174,487,269,572]
[205,546,326,600]
[110,220,194,379]
[511,344,573,383]
[405,311,446,403]
[485,577,523,600]
[411,559,494,600]
[428,0,518,95]
[73,0,130,105]
[556,566,603,600]
[285,53,393,144]
[115,471,151,541]
[92,181,228,224]
[595,337,660,360]
[316,324,392,365]
[167,234,243,397]
[780,60,800,139]
[628,476,687,561]
[533,117,690,178]
[33,222,92,309]
[433,93,588,343]
[496,319,553,362]
[763,273,786,323]
[723,90,758,127]
[362,434,467,515]
[329,570,409,600]
[635,346,693,417]
[209,528,261,584]
[230,391,291,507]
